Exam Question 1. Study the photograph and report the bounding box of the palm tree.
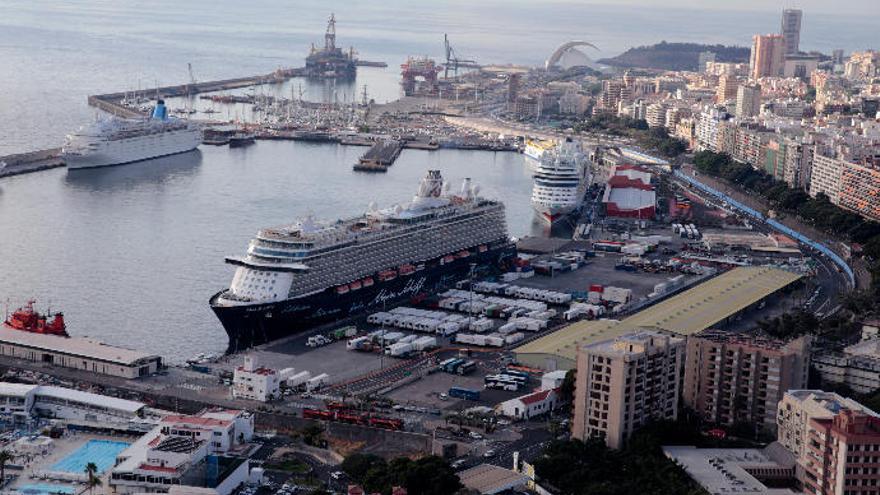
[0,450,13,485]
[84,462,102,495]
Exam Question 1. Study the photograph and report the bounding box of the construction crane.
[443,34,479,78]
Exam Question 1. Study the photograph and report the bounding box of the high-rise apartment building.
[781,9,803,55]
[777,390,876,465]
[801,410,880,495]
[736,84,762,119]
[844,51,880,81]
[572,330,685,449]
[683,330,811,429]
[809,153,846,204]
[750,34,785,79]
[716,74,739,104]
[699,51,716,73]
[839,161,880,222]
[645,102,669,128]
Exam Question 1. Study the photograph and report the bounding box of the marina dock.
[353,140,403,172]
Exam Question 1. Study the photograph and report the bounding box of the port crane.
[443,34,480,78]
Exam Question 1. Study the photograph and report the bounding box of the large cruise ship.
[62,100,201,170]
[531,138,590,224]
[210,170,516,351]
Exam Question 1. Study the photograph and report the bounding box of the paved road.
[445,115,631,148]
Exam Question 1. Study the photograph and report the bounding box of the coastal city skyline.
[1,2,879,495]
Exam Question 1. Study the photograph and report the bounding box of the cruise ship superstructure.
[523,139,554,163]
[531,138,590,224]
[210,170,515,351]
[62,100,201,170]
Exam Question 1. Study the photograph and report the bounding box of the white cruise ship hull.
[64,128,202,170]
[532,201,577,224]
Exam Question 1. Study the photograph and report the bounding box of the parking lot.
[516,251,694,300]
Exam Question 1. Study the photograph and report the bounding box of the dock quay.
[354,60,388,68]
[0,148,64,178]
[353,140,403,172]
[88,67,308,116]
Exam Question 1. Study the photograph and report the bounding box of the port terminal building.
[513,266,802,370]
[0,327,162,378]
[0,382,147,424]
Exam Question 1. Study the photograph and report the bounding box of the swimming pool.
[16,483,75,495]
[50,439,131,474]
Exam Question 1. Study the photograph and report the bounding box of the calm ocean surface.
[0,1,876,359]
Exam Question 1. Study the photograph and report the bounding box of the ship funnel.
[152,99,168,120]
[460,178,472,198]
[417,170,443,198]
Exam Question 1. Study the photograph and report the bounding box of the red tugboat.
[3,300,69,337]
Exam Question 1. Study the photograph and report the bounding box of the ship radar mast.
[325,13,336,51]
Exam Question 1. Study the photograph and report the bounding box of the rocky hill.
[598,41,750,71]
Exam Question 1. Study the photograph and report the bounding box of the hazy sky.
[561,0,880,15]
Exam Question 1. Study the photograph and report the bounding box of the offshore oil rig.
[305,14,357,79]
[400,57,442,96]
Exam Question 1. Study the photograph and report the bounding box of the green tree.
[343,454,461,495]
[558,369,576,404]
[84,462,102,495]
[533,437,707,495]
[341,453,386,483]
[0,450,13,484]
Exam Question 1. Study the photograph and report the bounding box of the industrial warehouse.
[0,326,162,378]
[513,266,803,370]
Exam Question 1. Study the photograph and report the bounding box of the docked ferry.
[62,100,201,170]
[531,138,590,224]
[210,170,515,351]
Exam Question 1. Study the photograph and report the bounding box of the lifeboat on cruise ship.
[440,255,456,265]
[362,277,375,288]
[415,263,425,271]
[457,250,470,258]
[378,270,398,282]
[399,264,415,276]
[336,285,350,295]
[478,244,488,253]
[3,300,69,337]
[349,280,362,291]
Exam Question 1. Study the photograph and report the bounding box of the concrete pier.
[89,67,308,116]
[0,148,64,178]
[353,140,403,172]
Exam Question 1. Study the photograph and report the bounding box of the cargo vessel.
[210,170,515,351]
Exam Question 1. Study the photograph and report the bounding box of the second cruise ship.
[531,138,590,224]
[210,170,516,351]
[62,100,201,170]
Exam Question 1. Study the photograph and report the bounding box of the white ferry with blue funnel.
[210,170,516,351]
[62,100,201,170]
